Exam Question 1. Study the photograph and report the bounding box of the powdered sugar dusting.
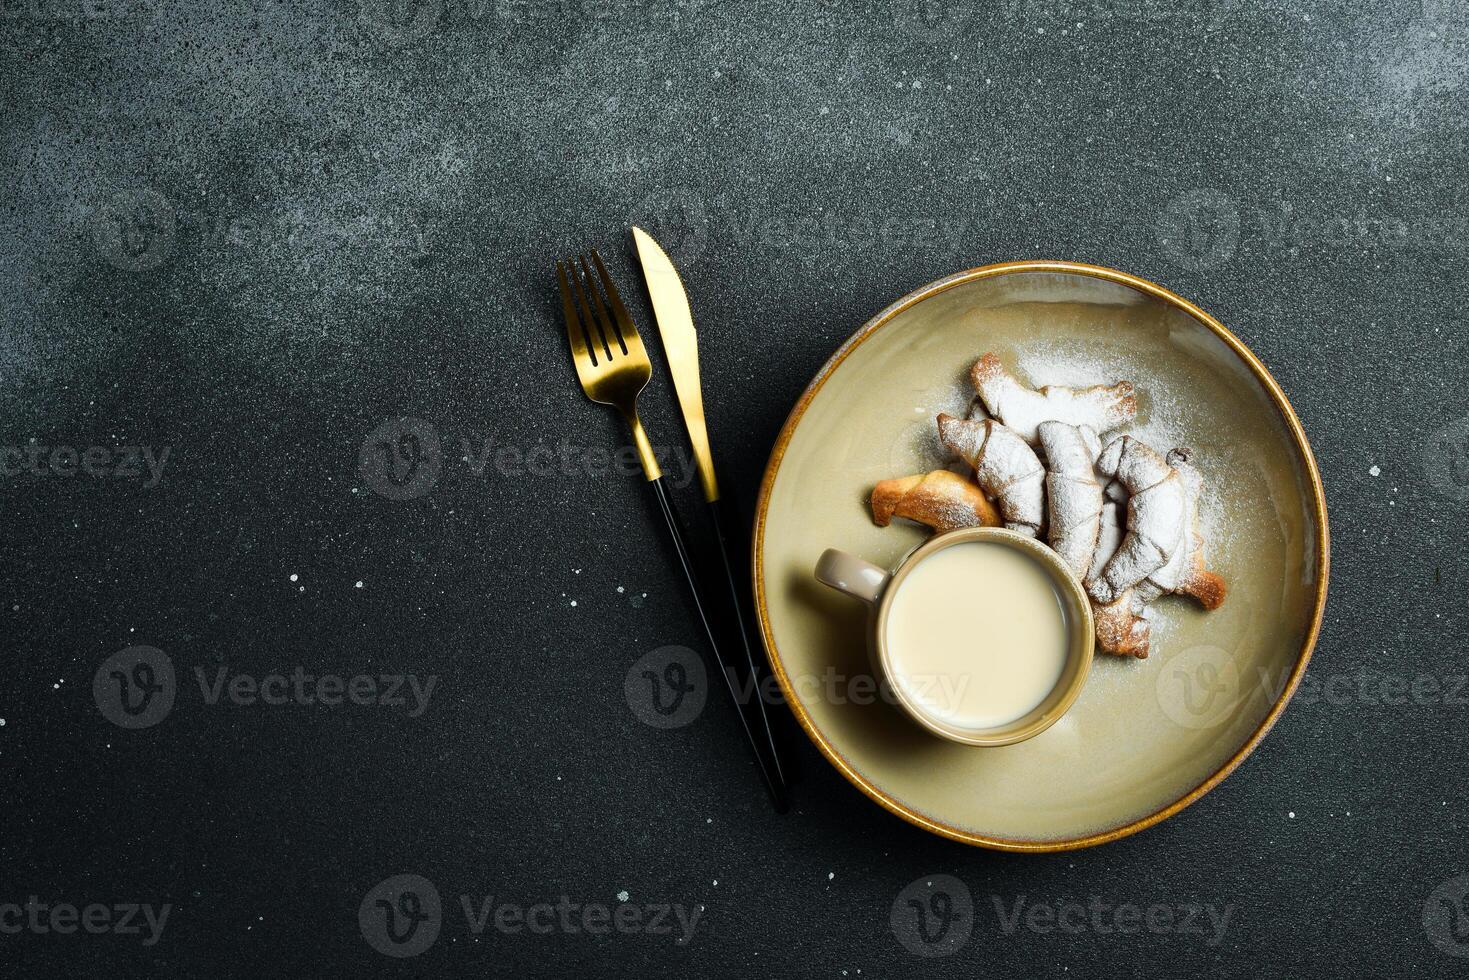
[1017,343,1192,452]
[1012,345,1231,653]
[1015,343,1227,562]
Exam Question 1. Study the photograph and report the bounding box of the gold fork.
[557,253,662,482]
[557,252,788,811]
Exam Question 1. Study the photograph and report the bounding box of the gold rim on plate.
[752,259,1331,852]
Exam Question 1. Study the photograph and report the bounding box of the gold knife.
[632,225,790,796]
[631,227,718,503]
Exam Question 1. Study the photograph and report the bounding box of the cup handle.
[815,549,891,605]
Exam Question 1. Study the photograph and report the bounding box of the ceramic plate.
[754,261,1329,851]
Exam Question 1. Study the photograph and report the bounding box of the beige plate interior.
[754,261,1329,851]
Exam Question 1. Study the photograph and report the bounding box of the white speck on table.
[616,890,629,902]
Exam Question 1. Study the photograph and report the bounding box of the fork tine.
[580,255,628,357]
[591,250,639,348]
[566,256,614,363]
[556,260,595,367]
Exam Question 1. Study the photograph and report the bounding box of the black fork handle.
[647,476,789,812]
[706,495,790,791]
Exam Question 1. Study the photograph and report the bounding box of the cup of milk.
[815,527,1094,746]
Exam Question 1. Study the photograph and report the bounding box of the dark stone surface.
[3,1,1466,975]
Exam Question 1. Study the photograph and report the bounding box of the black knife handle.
[647,476,788,812]
[706,495,790,790]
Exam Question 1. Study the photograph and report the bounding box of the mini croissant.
[971,352,1138,445]
[1086,436,1188,605]
[1085,442,1228,658]
[1139,449,1227,609]
[936,414,1044,537]
[1081,502,1145,655]
[870,469,1000,533]
[1088,502,1153,658]
[1037,421,1104,581]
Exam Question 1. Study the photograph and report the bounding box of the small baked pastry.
[1093,589,1152,659]
[1140,449,1227,609]
[1086,436,1188,604]
[1085,442,1228,658]
[971,352,1138,445]
[1037,421,1104,580]
[870,469,1000,533]
[936,414,1045,537]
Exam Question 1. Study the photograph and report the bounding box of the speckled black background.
[4,0,1468,975]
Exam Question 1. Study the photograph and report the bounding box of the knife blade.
[631,226,719,503]
[631,224,791,801]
